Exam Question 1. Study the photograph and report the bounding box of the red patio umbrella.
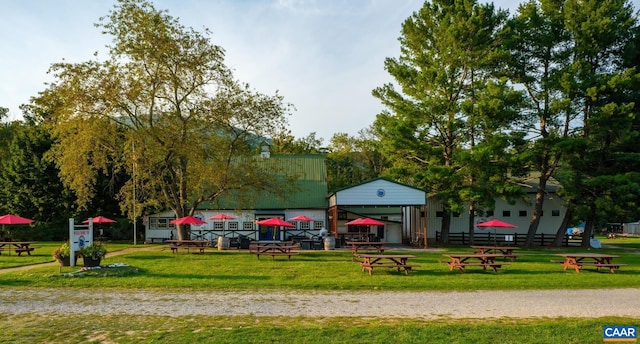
[0,214,35,242]
[83,216,117,238]
[82,216,117,224]
[477,219,517,245]
[346,217,385,226]
[256,218,296,228]
[209,213,235,237]
[346,217,385,241]
[209,214,235,221]
[256,217,296,240]
[287,215,315,222]
[170,216,207,225]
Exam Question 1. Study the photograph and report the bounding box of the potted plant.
[52,242,77,266]
[79,243,107,267]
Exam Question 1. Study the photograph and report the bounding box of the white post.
[69,218,76,267]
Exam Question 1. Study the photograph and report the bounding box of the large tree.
[34,0,292,240]
[372,0,523,243]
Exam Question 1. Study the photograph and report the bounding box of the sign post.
[68,218,93,267]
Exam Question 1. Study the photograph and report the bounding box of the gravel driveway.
[1,288,639,319]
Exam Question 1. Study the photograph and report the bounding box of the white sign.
[69,218,93,267]
[504,235,514,242]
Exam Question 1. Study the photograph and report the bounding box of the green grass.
[0,314,635,344]
[1,238,638,290]
[0,237,638,343]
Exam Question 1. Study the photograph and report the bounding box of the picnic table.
[0,241,35,256]
[554,253,625,273]
[471,245,520,261]
[345,241,387,255]
[165,240,209,254]
[249,241,300,260]
[358,254,418,275]
[443,253,508,273]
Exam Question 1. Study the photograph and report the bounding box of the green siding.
[200,155,328,210]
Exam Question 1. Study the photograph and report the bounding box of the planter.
[83,256,102,267]
[56,256,79,267]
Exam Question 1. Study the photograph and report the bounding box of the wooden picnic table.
[345,241,387,255]
[471,245,520,261]
[249,241,300,260]
[444,253,508,273]
[0,241,35,256]
[165,240,209,254]
[358,254,417,275]
[554,253,625,273]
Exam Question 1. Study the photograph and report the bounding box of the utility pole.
[132,143,137,245]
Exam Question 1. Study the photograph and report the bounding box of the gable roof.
[200,154,328,210]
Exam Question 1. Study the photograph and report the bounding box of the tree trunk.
[552,205,573,247]
[439,210,451,244]
[525,164,549,247]
[468,203,476,245]
[581,217,595,248]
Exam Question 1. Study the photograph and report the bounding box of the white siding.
[335,179,425,206]
[426,194,566,238]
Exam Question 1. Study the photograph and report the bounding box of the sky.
[2,0,639,142]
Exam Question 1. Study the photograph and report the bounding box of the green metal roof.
[199,155,328,210]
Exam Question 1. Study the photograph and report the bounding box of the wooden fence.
[435,231,583,247]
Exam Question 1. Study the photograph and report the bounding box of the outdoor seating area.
[470,245,520,261]
[248,241,300,259]
[0,241,36,256]
[165,240,210,254]
[357,253,418,275]
[444,253,509,273]
[554,253,626,273]
[345,241,387,255]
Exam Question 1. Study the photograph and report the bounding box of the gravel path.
[0,288,638,319]
[1,247,638,319]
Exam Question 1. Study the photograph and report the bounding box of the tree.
[34,0,293,240]
[372,0,522,243]
[553,0,639,246]
[326,129,389,191]
[0,123,75,223]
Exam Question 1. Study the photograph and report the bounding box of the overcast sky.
[2,0,639,142]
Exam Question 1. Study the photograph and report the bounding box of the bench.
[448,262,509,273]
[14,247,35,256]
[552,259,627,273]
[168,243,208,254]
[570,262,628,273]
[360,262,420,275]
[249,243,300,260]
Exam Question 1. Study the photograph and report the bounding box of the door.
[259,225,279,240]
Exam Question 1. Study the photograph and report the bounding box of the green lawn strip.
[0,314,635,344]
[0,241,638,290]
[0,242,135,269]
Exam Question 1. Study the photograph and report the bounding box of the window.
[213,222,224,230]
[519,210,527,217]
[228,222,238,230]
[337,212,347,220]
[452,212,460,217]
[552,210,560,216]
[300,222,310,230]
[487,210,494,217]
[149,218,174,230]
[314,221,324,230]
[502,210,511,217]
[436,211,444,218]
[243,221,254,230]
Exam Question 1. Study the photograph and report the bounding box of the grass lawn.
[0,236,638,343]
